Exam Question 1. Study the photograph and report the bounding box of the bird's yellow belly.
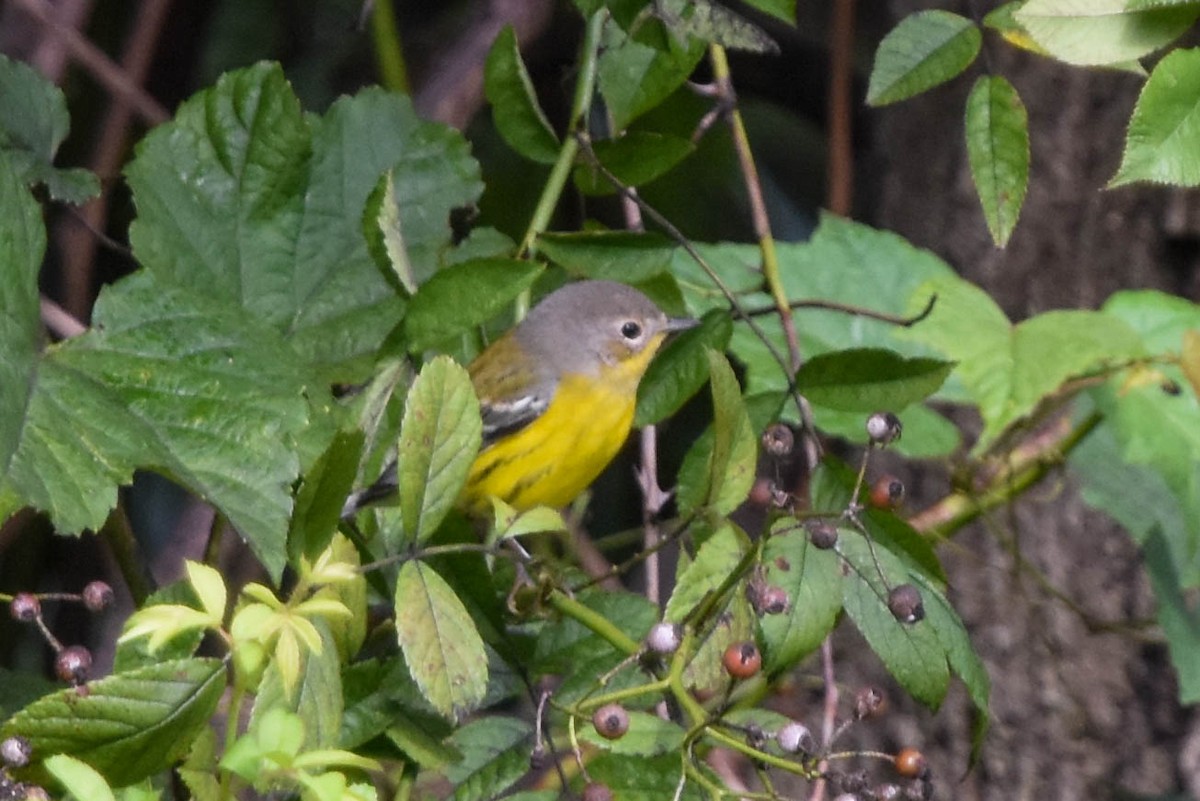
[462,374,636,514]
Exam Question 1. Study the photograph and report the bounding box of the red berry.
[82,581,114,612]
[9,593,39,622]
[592,703,629,740]
[722,641,762,679]
[55,645,93,685]
[894,747,928,779]
[869,476,905,509]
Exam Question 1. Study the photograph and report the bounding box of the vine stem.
[546,589,640,656]
[516,8,605,262]
[708,44,801,374]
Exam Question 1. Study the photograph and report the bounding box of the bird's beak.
[665,316,700,333]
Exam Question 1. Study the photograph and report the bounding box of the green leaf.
[741,0,795,25]
[394,561,488,721]
[1144,527,1200,703]
[126,64,482,378]
[1014,0,1199,66]
[390,357,482,549]
[586,752,704,801]
[364,169,417,295]
[866,11,981,106]
[44,755,116,801]
[795,348,954,413]
[538,231,677,283]
[664,522,748,622]
[444,716,531,801]
[701,349,756,514]
[0,54,99,202]
[2,269,313,579]
[578,711,684,755]
[810,403,961,459]
[533,589,657,704]
[289,430,365,562]
[598,21,706,130]
[1111,48,1200,188]
[758,521,842,673]
[251,619,343,748]
[575,131,695,195]
[902,278,1145,452]
[668,0,778,54]
[635,309,733,426]
[840,534,950,709]
[0,658,225,787]
[484,26,560,164]
[965,76,1030,247]
[404,259,543,352]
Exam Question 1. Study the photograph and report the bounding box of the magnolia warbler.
[343,280,697,517]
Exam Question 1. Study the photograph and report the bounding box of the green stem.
[546,589,640,655]
[218,683,248,801]
[516,8,606,259]
[575,677,670,712]
[101,503,151,606]
[370,0,409,93]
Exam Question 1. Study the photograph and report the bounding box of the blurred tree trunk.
[863,3,1199,798]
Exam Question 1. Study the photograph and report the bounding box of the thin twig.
[40,296,87,339]
[11,0,169,125]
[738,292,938,327]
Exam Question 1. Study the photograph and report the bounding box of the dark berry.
[55,645,93,685]
[592,704,629,740]
[722,641,762,679]
[582,782,613,801]
[807,520,839,549]
[82,581,114,612]
[9,593,39,622]
[758,586,790,615]
[887,584,925,624]
[762,423,795,457]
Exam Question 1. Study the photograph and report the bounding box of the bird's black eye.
[621,321,642,340]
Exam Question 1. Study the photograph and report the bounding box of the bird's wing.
[479,391,551,446]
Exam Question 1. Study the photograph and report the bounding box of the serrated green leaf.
[665,522,747,622]
[965,76,1029,246]
[538,230,677,283]
[364,168,417,295]
[390,357,481,549]
[795,348,954,413]
[185,562,227,622]
[586,751,704,800]
[1014,0,1199,66]
[251,619,343,748]
[703,349,757,514]
[758,521,841,673]
[578,711,684,755]
[598,20,706,130]
[403,259,543,352]
[902,277,1145,452]
[0,658,225,787]
[444,716,530,801]
[666,0,779,53]
[126,64,481,379]
[395,561,487,721]
[1111,48,1200,188]
[575,131,695,195]
[636,309,732,426]
[0,54,99,202]
[485,26,560,164]
[840,535,950,709]
[867,11,981,106]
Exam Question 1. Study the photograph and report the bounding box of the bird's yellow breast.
[461,333,666,514]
